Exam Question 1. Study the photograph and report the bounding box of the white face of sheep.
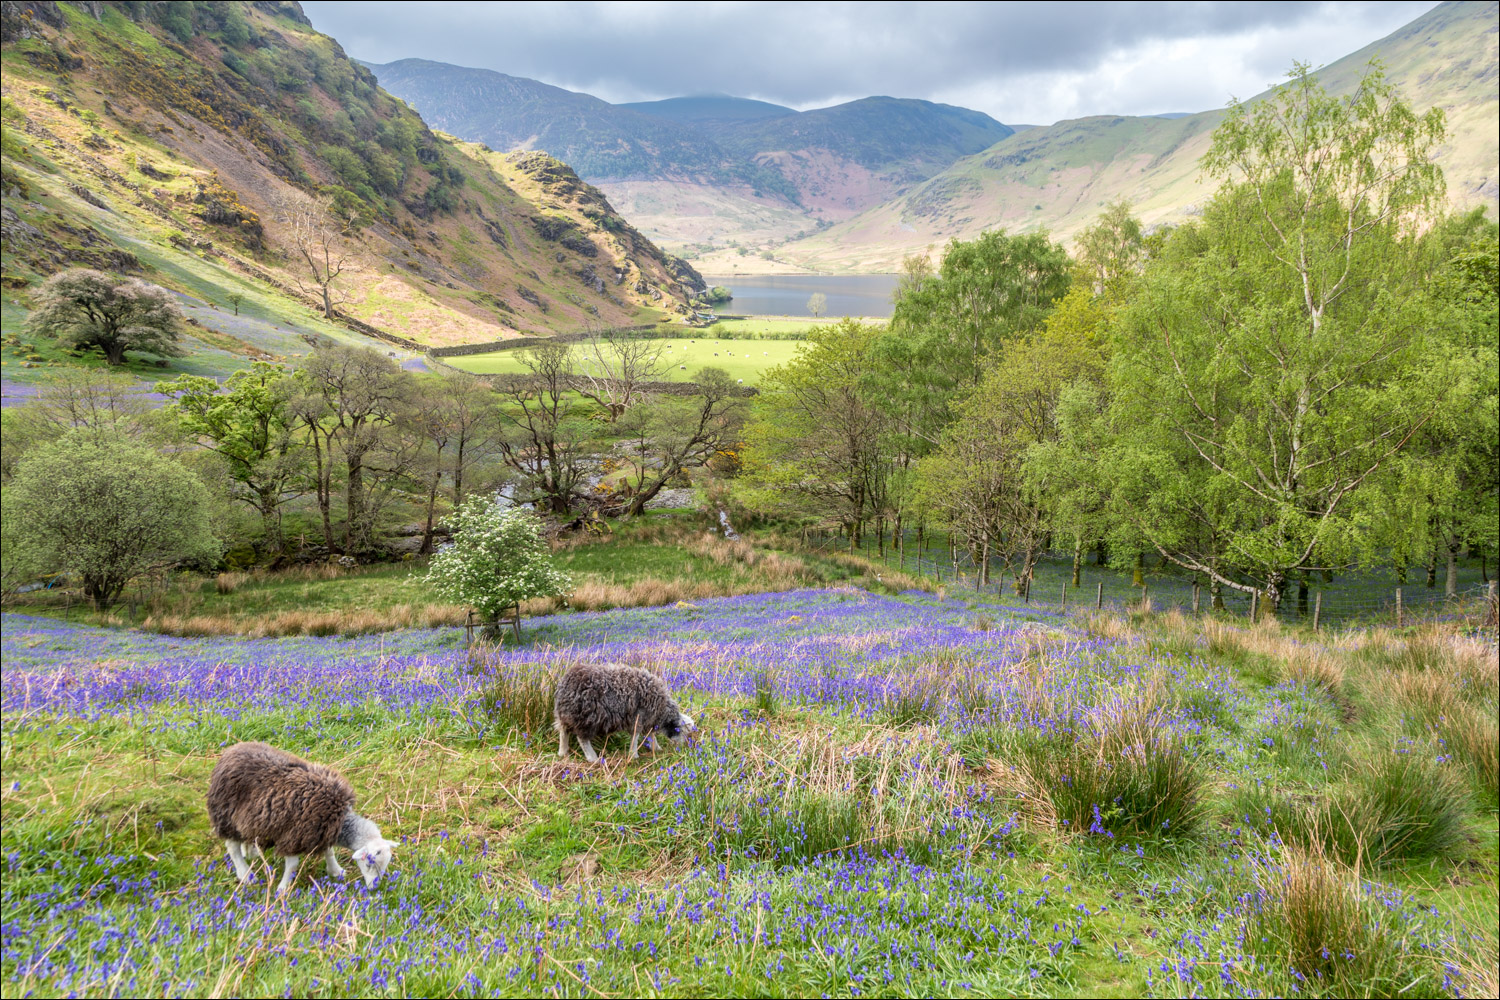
[354,838,397,887]
[663,711,697,744]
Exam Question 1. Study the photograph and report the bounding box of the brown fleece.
[206,741,355,856]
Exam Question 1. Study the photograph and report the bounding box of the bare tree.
[570,327,669,421]
[493,341,592,515]
[403,373,499,554]
[620,368,748,517]
[273,193,360,320]
[294,346,413,554]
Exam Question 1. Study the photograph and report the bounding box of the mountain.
[619,95,796,125]
[0,0,703,386]
[763,0,1498,273]
[366,59,1013,253]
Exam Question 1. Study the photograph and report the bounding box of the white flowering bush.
[425,499,572,624]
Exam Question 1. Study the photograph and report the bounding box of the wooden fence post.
[1395,587,1403,627]
[1192,582,1200,614]
[1250,591,1258,622]
[1312,591,1322,631]
[1096,582,1103,610]
[1140,584,1148,611]
[1060,582,1067,608]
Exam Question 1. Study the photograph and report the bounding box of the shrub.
[425,500,572,632]
[6,432,217,609]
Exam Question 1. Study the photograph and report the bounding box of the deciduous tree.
[25,268,184,365]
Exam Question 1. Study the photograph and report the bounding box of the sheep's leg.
[278,855,300,893]
[557,726,569,759]
[325,847,346,879]
[644,734,659,752]
[578,737,599,763]
[627,727,641,760]
[225,840,252,882]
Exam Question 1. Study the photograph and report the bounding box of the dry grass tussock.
[146,603,467,638]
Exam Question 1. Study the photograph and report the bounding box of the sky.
[300,1,1440,126]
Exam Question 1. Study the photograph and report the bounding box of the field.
[445,335,811,385]
[3,586,1496,998]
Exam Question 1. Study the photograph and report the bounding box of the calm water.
[703,274,898,318]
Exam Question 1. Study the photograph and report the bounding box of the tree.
[402,373,499,554]
[295,346,414,554]
[878,230,1071,452]
[274,193,360,319]
[1098,64,1449,609]
[744,319,891,547]
[1074,199,1144,296]
[571,328,668,421]
[157,361,306,557]
[25,268,185,365]
[5,432,217,608]
[806,292,827,318]
[492,341,593,515]
[919,326,1104,592]
[425,499,572,633]
[619,367,749,517]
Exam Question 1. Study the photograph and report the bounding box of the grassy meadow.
[2,577,1497,998]
[445,335,808,385]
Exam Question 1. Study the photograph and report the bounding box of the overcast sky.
[301,1,1438,125]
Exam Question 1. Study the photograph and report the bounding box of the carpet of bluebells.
[0,589,1488,998]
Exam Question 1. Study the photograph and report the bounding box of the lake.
[702,274,898,318]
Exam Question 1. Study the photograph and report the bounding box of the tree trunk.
[321,284,334,320]
[1132,552,1144,587]
[1071,537,1082,587]
[627,466,676,518]
[420,470,441,555]
[1094,540,1107,566]
[310,432,334,552]
[345,456,364,554]
[258,486,284,558]
[1297,575,1309,619]
[104,340,125,365]
[1425,552,1437,589]
[1210,577,1224,611]
[1445,542,1459,598]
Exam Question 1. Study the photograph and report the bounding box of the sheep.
[206,741,396,893]
[554,662,696,762]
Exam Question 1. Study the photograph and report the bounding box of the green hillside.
[1,0,705,395]
[367,60,1015,254]
[774,0,1498,272]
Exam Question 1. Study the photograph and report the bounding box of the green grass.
[446,335,808,384]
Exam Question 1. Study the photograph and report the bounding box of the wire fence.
[802,529,1500,632]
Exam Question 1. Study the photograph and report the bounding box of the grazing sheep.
[554,662,696,762]
[206,741,396,892]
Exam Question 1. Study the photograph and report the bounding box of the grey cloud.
[302,1,1437,122]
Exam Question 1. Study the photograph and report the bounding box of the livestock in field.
[206,741,396,892]
[554,661,696,762]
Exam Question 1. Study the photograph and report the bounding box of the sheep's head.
[662,709,697,744]
[354,838,397,887]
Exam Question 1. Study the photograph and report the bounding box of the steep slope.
[769,0,1498,272]
[618,95,796,126]
[0,0,701,388]
[366,58,1014,254]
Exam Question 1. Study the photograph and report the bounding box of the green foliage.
[425,499,572,623]
[1087,64,1455,606]
[5,431,217,608]
[24,269,185,366]
[877,229,1070,449]
[157,361,304,555]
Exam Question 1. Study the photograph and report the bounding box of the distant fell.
[765,0,1498,273]
[619,95,796,125]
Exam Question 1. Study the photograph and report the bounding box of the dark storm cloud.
[300,1,1436,123]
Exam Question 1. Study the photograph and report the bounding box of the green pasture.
[445,335,808,384]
